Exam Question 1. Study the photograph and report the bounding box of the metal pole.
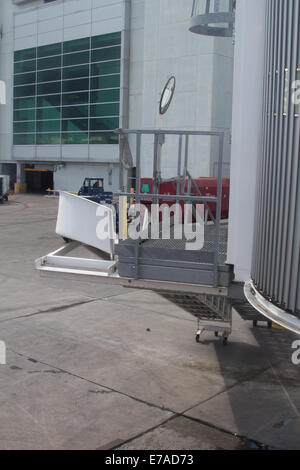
[191,0,196,16]
[153,133,159,194]
[134,133,142,280]
[205,0,211,14]
[182,135,189,194]
[177,135,183,195]
[213,133,224,287]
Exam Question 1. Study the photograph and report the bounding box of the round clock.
[159,76,176,115]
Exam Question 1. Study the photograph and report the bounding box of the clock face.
[159,76,176,115]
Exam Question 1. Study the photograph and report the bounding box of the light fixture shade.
[190,0,235,38]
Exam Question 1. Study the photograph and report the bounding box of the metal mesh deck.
[127,223,228,266]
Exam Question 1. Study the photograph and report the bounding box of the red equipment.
[140,177,230,220]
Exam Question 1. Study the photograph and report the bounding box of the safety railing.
[115,129,225,287]
[190,0,235,37]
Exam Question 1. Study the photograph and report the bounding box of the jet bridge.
[36,128,269,343]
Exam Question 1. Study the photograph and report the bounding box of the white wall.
[227,0,267,282]
[13,0,125,51]
[128,0,234,179]
[54,162,120,192]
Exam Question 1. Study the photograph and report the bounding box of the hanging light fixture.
[189,0,236,38]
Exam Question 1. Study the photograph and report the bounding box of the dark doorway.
[26,170,53,193]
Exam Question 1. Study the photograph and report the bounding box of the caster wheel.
[195,334,200,343]
[253,320,258,327]
[215,331,219,337]
[223,337,228,345]
[268,322,272,329]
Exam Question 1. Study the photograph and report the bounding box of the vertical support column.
[16,163,25,184]
[153,133,165,193]
[227,0,268,282]
[205,0,211,14]
[119,155,124,191]
[157,133,165,183]
[118,0,131,192]
[181,135,189,194]
[214,133,224,287]
[119,196,128,241]
[15,163,26,194]
[153,133,159,194]
[176,135,183,195]
[134,133,142,280]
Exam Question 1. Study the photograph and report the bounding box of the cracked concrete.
[0,194,300,450]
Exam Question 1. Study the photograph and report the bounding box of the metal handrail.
[115,129,225,287]
[190,0,235,38]
[118,193,218,203]
[192,0,235,17]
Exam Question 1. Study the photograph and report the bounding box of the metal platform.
[158,291,232,344]
[116,128,230,288]
[36,245,228,296]
[116,223,232,288]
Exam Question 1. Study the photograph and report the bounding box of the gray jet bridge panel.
[116,224,233,288]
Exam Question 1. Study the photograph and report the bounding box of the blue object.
[78,178,113,204]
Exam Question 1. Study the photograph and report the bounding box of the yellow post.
[130,187,135,206]
[14,183,27,194]
[120,196,128,240]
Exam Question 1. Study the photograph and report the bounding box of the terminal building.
[0,0,233,193]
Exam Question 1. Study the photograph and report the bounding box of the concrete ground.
[0,194,299,450]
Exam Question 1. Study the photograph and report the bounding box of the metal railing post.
[134,132,142,279]
[213,133,224,287]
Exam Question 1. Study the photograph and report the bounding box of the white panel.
[89,145,119,162]
[92,0,122,8]
[131,0,144,30]
[63,24,92,42]
[38,3,64,21]
[130,29,144,63]
[15,23,38,39]
[92,18,123,36]
[13,146,36,160]
[92,4,123,23]
[38,18,64,35]
[38,30,64,47]
[64,0,93,15]
[64,10,92,29]
[227,0,267,281]
[14,36,37,51]
[56,192,115,256]
[61,145,89,161]
[14,10,38,27]
[54,163,119,192]
[36,146,62,161]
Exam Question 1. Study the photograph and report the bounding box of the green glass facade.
[13,32,121,145]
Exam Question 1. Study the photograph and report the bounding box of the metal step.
[198,294,232,321]
[35,242,118,277]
